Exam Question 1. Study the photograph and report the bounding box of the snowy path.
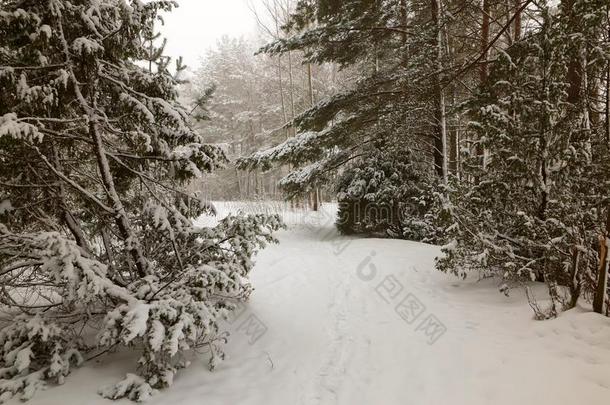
[17,211,610,405]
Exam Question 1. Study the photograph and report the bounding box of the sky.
[159,0,258,70]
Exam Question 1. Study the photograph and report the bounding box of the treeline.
[184,2,350,203]
[239,0,610,317]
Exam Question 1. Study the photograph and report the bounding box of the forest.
[0,0,609,404]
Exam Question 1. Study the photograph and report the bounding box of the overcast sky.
[159,0,258,70]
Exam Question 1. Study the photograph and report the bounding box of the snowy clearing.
[11,203,610,405]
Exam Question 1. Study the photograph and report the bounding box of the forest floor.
[14,203,610,405]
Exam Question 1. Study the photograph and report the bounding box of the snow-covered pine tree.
[436,0,610,316]
[0,1,283,401]
[335,139,444,242]
[237,0,457,239]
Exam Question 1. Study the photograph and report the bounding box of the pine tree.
[0,1,283,401]
[237,0,458,238]
[436,0,610,317]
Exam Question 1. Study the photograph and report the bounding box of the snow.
[8,202,610,405]
[14,347,32,373]
[71,37,104,55]
[0,199,13,215]
[120,303,150,343]
[38,24,52,39]
[0,113,42,143]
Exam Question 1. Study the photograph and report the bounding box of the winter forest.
[0,0,609,404]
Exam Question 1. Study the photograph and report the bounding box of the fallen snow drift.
[10,203,610,405]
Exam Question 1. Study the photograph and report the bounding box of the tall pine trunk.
[563,0,582,105]
[476,0,491,166]
[431,0,448,183]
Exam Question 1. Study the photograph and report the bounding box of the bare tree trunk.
[606,9,610,145]
[567,246,581,309]
[431,0,448,183]
[307,62,320,210]
[607,60,610,145]
[514,0,521,41]
[449,93,459,175]
[272,0,289,140]
[562,0,582,105]
[476,0,491,165]
[236,168,243,197]
[399,0,408,44]
[480,0,490,84]
[581,48,592,148]
[101,226,118,280]
[307,63,314,107]
[50,142,90,254]
[287,50,296,136]
[593,209,610,313]
[89,120,149,277]
[278,56,288,137]
[595,60,610,312]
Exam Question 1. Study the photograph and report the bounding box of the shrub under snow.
[0,0,284,401]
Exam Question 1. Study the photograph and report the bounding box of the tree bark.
[307,62,320,210]
[89,120,149,278]
[595,54,610,313]
[399,0,408,44]
[514,0,521,41]
[477,0,491,163]
[287,50,296,136]
[593,209,610,313]
[606,11,610,145]
[563,0,582,105]
[607,64,610,145]
[480,0,491,84]
[56,13,148,278]
[431,0,448,183]
[567,247,581,309]
[272,1,289,140]
[50,141,90,254]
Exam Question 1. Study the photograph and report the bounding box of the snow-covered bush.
[0,1,283,402]
[336,148,443,242]
[399,181,448,244]
[0,312,84,402]
[336,150,407,236]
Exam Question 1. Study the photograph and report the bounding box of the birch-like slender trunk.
[272,1,288,139]
[514,0,521,41]
[477,0,491,168]
[606,56,610,145]
[307,62,320,210]
[593,210,610,313]
[287,50,296,136]
[431,0,448,184]
[606,6,610,145]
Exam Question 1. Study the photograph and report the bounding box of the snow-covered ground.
[14,203,610,405]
